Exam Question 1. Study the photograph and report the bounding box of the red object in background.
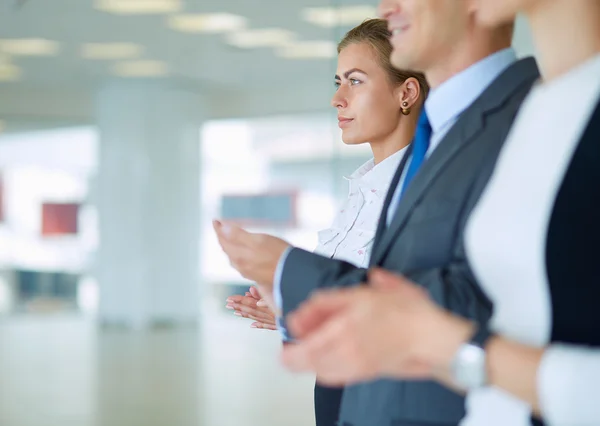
[41,203,79,236]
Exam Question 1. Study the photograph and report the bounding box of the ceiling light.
[81,43,144,59]
[276,41,337,59]
[302,5,377,27]
[111,60,169,77]
[95,0,181,15]
[0,63,21,81]
[0,39,60,56]
[226,28,296,48]
[168,13,247,33]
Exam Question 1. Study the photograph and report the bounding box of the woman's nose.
[331,87,348,109]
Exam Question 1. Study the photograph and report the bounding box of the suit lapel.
[370,143,413,263]
[371,112,483,264]
[370,57,539,265]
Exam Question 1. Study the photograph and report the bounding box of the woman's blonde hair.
[338,18,430,100]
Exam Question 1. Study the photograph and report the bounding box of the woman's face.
[332,42,404,145]
[475,0,540,26]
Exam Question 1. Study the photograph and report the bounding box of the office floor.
[0,307,315,426]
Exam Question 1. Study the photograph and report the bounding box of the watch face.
[451,343,487,390]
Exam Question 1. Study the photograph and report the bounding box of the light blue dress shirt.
[386,47,517,224]
[274,48,518,340]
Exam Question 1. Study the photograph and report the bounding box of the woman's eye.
[350,78,361,85]
[334,81,341,89]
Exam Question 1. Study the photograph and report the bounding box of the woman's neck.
[526,0,600,82]
[370,115,417,165]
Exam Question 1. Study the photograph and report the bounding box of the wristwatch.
[450,326,494,390]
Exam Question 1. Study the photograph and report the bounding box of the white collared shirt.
[313,146,409,267]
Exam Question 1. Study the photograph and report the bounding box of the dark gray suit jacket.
[280,57,539,426]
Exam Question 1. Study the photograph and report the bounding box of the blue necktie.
[400,110,432,195]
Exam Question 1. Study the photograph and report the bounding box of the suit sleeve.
[405,236,493,324]
[404,153,498,324]
[279,247,368,317]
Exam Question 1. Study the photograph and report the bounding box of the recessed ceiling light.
[168,13,247,33]
[0,39,60,56]
[276,41,337,59]
[81,43,144,59]
[226,28,296,48]
[95,0,181,15]
[302,5,377,27]
[0,63,21,81]
[111,60,169,77]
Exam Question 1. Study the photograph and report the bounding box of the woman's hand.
[226,286,278,331]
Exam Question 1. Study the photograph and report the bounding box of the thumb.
[369,268,405,291]
[370,268,428,300]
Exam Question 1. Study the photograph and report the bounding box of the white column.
[94,82,203,330]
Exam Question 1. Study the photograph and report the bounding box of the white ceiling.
[0,0,365,89]
[0,1,536,133]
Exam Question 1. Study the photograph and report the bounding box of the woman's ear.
[398,77,421,109]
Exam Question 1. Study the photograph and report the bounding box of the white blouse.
[463,53,600,426]
[314,146,408,267]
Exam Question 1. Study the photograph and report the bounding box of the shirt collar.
[344,145,409,186]
[425,48,517,137]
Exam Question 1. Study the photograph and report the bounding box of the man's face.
[379,0,472,73]
[474,0,526,27]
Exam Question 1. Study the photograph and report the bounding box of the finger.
[369,268,427,299]
[231,302,272,318]
[242,308,276,325]
[368,268,406,291]
[249,286,261,300]
[253,287,279,316]
[232,304,275,322]
[281,312,349,374]
[235,295,263,309]
[311,340,364,387]
[287,288,365,339]
[247,314,276,326]
[226,296,267,316]
[232,310,265,323]
[213,220,255,248]
[250,322,278,331]
[256,299,268,307]
[226,295,246,304]
[213,220,233,248]
[245,313,275,324]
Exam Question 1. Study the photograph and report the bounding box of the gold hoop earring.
[401,101,411,116]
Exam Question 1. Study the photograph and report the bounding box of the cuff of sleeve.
[273,246,293,310]
[538,343,600,424]
[274,246,294,342]
[277,316,294,342]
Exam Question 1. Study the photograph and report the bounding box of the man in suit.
[214,0,539,425]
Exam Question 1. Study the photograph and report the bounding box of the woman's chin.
[341,137,366,146]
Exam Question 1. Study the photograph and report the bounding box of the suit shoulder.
[487,57,540,100]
